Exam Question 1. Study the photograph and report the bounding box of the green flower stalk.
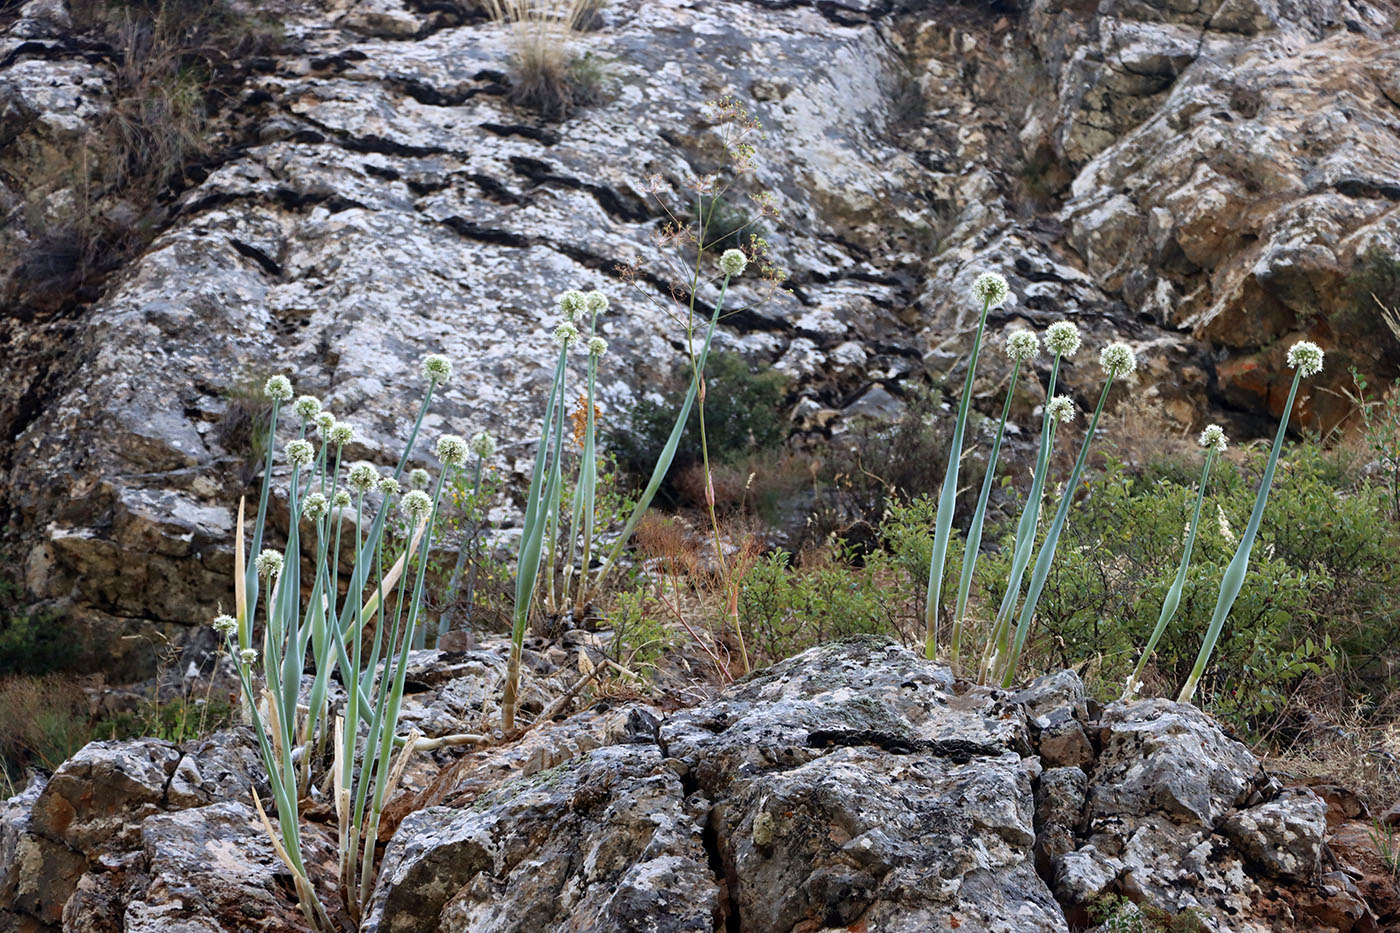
[1122,424,1227,700]
[978,321,1080,682]
[1178,340,1324,703]
[436,431,496,644]
[948,327,1038,674]
[923,271,1008,660]
[1000,341,1138,687]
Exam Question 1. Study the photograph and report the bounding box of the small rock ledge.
[0,640,1377,931]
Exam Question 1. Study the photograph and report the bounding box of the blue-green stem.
[1178,372,1303,703]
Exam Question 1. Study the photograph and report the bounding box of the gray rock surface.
[2,0,1397,667]
[0,640,1379,930]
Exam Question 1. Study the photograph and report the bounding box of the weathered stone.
[1221,787,1327,881]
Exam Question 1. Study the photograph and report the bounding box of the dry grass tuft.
[483,0,604,119]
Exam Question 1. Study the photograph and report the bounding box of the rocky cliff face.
[1,0,1398,669]
[1,640,1390,931]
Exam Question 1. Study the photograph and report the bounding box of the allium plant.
[978,321,1081,683]
[999,341,1137,686]
[1121,424,1227,700]
[947,327,1038,674]
[923,271,1008,660]
[1177,340,1324,702]
[216,355,466,927]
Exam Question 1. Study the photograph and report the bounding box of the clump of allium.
[294,395,322,421]
[264,375,293,402]
[401,489,432,520]
[255,549,284,579]
[348,463,377,493]
[719,248,747,277]
[212,614,237,638]
[555,321,580,348]
[1045,321,1082,358]
[1100,341,1137,377]
[1047,395,1076,424]
[333,490,351,509]
[409,468,430,489]
[422,353,452,386]
[1199,424,1228,452]
[585,290,608,317]
[239,648,258,666]
[302,492,329,521]
[1005,329,1039,363]
[558,290,587,321]
[315,412,335,434]
[1287,340,1324,377]
[587,336,608,357]
[285,439,314,468]
[328,422,354,447]
[971,272,1010,307]
[378,476,401,497]
[470,431,496,460]
[436,434,468,467]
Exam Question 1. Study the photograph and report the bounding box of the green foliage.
[1089,895,1205,933]
[608,351,788,505]
[101,693,234,744]
[0,570,74,676]
[1368,819,1400,879]
[693,194,766,253]
[979,442,1400,737]
[602,588,675,670]
[0,676,91,784]
[1350,366,1400,521]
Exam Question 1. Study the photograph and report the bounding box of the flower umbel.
[719,248,747,277]
[264,375,293,402]
[328,422,355,447]
[1287,340,1324,377]
[1099,342,1137,377]
[422,354,452,386]
[302,493,329,521]
[971,272,1010,308]
[401,489,432,520]
[1199,424,1228,452]
[555,322,580,348]
[239,648,258,666]
[585,290,608,317]
[1045,321,1082,357]
[409,468,430,489]
[294,396,322,421]
[315,412,335,434]
[378,476,402,497]
[558,290,587,321]
[255,549,284,579]
[212,614,237,638]
[436,434,468,467]
[1047,395,1076,424]
[1005,329,1039,363]
[285,440,314,468]
[333,490,351,509]
[348,463,377,493]
[587,336,608,357]
[469,431,496,460]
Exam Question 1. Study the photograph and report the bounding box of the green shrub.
[608,351,788,506]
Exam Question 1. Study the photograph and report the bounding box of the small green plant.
[1349,365,1400,521]
[0,675,92,786]
[1368,819,1400,879]
[1089,895,1206,933]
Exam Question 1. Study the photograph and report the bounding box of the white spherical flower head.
[1005,329,1039,363]
[1099,342,1137,378]
[971,272,1010,308]
[422,354,453,386]
[469,431,497,460]
[1198,424,1228,452]
[719,248,748,277]
[328,422,354,447]
[401,489,432,521]
[554,321,580,349]
[239,648,259,666]
[409,468,431,489]
[314,413,336,435]
[348,463,377,493]
[212,614,237,638]
[1047,395,1076,424]
[585,290,609,317]
[302,492,329,521]
[1287,340,1324,377]
[436,434,468,467]
[378,476,402,497]
[1045,321,1082,358]
[558,290,587,321]
[264,375,293,402]
[587,336,608,358]
[293,395,322,421]
[255,549,284,579]
[285,439,314,469]
[333,490,352,509]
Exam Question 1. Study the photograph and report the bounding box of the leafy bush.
[608,351,788,506]
[0,571,75,676]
